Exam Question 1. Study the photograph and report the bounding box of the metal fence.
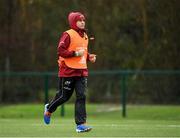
[0,70,180,117]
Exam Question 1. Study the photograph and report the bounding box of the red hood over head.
[68,12,85,30]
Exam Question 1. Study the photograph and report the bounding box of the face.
[76,19,85,29]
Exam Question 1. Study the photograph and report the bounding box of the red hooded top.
[57,12,89,77]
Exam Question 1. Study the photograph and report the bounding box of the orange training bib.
[58,29,88,69]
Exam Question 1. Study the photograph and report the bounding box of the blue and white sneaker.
[76,124,92,133]
[44,104,51,125]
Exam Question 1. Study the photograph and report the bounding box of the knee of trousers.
[55,92,69,103]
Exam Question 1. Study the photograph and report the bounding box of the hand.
[89,54,96,63]
[74,50,84,57]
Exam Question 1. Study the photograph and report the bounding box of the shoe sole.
[76,128,92,133]
[44,104,50,125]
[44,104,49,112]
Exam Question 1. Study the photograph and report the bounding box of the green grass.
[0,104,180,137]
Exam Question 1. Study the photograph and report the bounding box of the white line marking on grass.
[27,123,180,128]
[155,124,180,128]
[0,136,179,138]
[97,107,120,112]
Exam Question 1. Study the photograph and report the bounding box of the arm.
[57,32,84,58]
[57,32,74,58]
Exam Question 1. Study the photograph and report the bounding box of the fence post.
[44,75,49,104]
[121,74,127,117]
[61,104,65,117]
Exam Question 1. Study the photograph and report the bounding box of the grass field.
[0,104,180,137]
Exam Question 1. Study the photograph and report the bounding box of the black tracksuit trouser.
[47,77,87,125]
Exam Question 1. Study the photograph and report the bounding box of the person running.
[43,11,96,133]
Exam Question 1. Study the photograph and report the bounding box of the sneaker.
[76,124,92,133]
[44,104,51,124]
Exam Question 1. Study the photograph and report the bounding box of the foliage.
[1,0,180,71]
[0,0,180,103]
